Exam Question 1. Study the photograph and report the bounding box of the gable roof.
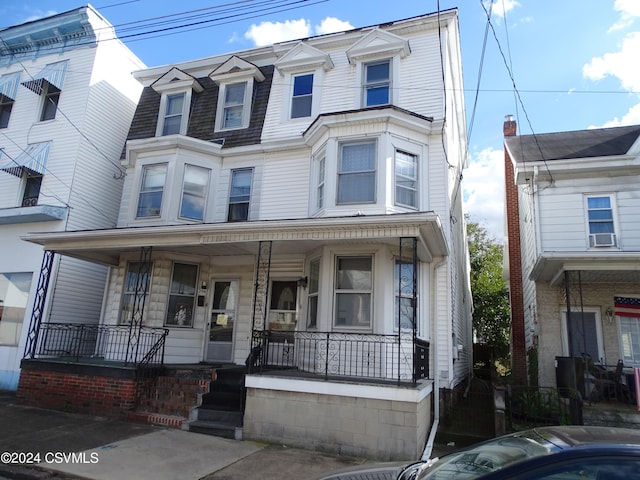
[505,124,640,163]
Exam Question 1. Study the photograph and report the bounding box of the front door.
[205,280,239,362]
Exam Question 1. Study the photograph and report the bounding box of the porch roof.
[530,252,640,286]
[22,212,448,266]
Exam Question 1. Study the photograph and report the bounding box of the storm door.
[205,280,239,362]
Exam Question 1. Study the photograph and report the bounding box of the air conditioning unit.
[22,197,38,207]
[590,233,616,247]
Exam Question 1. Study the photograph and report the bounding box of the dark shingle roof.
[505,124,640,163]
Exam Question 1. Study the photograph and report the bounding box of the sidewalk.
[0,390,456,480]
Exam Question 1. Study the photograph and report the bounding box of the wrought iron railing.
[249,330,429,385]
[27,322,169,367]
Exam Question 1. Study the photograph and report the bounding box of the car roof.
[522,426,640,449]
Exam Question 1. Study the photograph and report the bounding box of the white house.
[504,117,640,398]
[20,9,472,460]
[0,6,144,390]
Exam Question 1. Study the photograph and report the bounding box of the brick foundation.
[17,367,137,417]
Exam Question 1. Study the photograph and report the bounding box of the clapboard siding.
[260,149,311,219]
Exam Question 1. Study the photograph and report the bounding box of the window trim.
[136,163,168,219]
[179,163,210,221]
[394,258,416,331]
[333,255,373,330]
[394,149,418,209]
[585,194,618,248]
[560,307,604,361]
[165,262,199,328]
[40,83,60,122]
[336,140,377,205]
[362,59,391,107]
[215,80,253,132]
[307,257,321,329]
[156,91,191,136]
[119,261,152,325]
[22,172,42,207]
[0,96,13,129]
[227,167,253,222]
[290,72,314,119]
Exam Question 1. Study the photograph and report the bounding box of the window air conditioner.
[22,197,38,207]
[590,233,616,247]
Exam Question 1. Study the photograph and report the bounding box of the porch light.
[201,281,207,290]
[605,306,614,324]
[297,276,308,289]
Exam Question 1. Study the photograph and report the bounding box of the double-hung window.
[179,164,209,221]
[291,73,313,119]
[161,93,185,135]
[166,263,198,327]
[364,60,390,106]
[316,155,325,210]
[587,195,616,247]
[119,262,152,325]
[222,82,247,129]
[228,168,252,222]
[337,141,376,204]
[0,96,13,129]
[395,150,417,208]
[307,258,320,329]
[334,256,372,328]
[137,164,167,218]
[40,83,60,122]
[395,259,415,330]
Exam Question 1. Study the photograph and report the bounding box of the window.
[395,150,417,208]
[565,311,601,360]
[291,73,313,118]
[395,260,415,330]
[22,172,42,207]
[137,164,167,218]
[364,60,390,106]
[179,164,209,221]
[307,258,320,329]
[0,272,32,346]
[40,83,60,121]
[0,96,13,129]
[337,141,376,204]
[316,155,325,210]
[228,168,252,222]
[119,262,151,325]
[166,263,198,327]
[268,281,297,331]
[222,82,247,129]
[335,256,372,328]
[161,93,185,135]
[587,196,616,247]
[618,296,640,367]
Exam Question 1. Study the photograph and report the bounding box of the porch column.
[126,246,152,365]
[249,241,272,370]
[23,250,55,358]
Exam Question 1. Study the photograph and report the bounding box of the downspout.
[422,256,447,460]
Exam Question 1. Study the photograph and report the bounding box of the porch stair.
[187,365,246,439]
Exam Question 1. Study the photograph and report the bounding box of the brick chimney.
[503,115,528,384]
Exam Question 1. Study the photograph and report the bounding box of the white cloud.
[244,18,311,47]
[610,0,640,31]
[244,16,354,47]
[23,9,58,23]
[583,31,640,92]
[484,0,520,19]
[463,147,505,242]
[315,17,353,35]
[591,102,640,128]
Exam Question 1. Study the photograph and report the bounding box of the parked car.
[318,425,640,480]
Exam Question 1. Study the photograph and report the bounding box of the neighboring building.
[0,7,144,389]
[20,9,472,460]
[504,117,640,390]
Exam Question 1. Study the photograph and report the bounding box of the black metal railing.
[585,361,637,406]
[249,330,429,385]
[506,385,577,430]
[28,322,169,367]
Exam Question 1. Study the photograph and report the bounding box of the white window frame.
[165,262,199,328]
[619,315,640,367]
[119,261,152,325]
[333,255,373,330]
[560,307,604,361]
[585,194,618,248]
[156,91,191,136]
[336,140,377,205]
[290,72,315,119]
[179,163,210,221]
[215,80,253,131]
[362,59,391,107]
[394,258,415,331]
[307,257,321,329]
[40,83,60,122]
[227,167,253,222]
[394,149,418,209]
[136,163,168,219]
[316,154,326,211]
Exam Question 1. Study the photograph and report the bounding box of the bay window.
[179,164,209,221]
[395,150,417,208]
[337,141,376,204]
[137,164,167,218]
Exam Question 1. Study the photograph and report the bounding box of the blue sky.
[2,0,639,241]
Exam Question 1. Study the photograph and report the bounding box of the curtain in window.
[338,143,375,204]
[166,263,198,327]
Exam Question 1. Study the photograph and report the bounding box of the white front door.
[205,279,239,362]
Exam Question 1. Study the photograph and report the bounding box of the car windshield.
[417,435,552,480]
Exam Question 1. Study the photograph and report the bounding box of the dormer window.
[151,68,203,137]
[210,56,265,132]
[291,73,313,118]
[364,60,390,106]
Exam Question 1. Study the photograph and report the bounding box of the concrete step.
[188,420,241,439]
[196,407,243,424]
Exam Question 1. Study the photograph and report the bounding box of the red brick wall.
[17,369,137,417]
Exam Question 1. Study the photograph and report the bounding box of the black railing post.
[24,250,55,359]
[324,332,330,380]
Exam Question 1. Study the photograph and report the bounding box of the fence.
[28,322,168,367]
[249,330,429,384]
